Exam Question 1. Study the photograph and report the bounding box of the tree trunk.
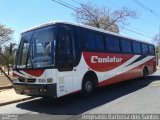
[0,67,13,83]
[7,65,10,75]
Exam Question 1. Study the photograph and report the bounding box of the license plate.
[24,89,30,94]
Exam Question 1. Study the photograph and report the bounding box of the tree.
[0,23,14,82]
[153,34,160,67]
[73,2,137,33]
[0,23,14,45]
[152,34,160,52]
[153,34,160,46]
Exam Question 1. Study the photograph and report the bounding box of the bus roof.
[22,20,153,45]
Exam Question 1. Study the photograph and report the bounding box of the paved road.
[0,71,160,120]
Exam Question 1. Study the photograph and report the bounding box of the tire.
[143,67,148,80]
[82,78,95,97]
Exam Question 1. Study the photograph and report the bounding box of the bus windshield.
[16,27,56,69]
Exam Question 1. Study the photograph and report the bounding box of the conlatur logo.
[91,56,123,63]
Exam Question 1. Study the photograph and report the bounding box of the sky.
[0,0,160,44]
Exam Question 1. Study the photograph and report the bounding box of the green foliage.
[0,23,14,45]
[0,23,15,75]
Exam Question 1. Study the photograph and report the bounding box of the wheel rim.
[84,81,93,93]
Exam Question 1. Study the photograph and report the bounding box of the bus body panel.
[82,51,155,84]
[13,69,58,97]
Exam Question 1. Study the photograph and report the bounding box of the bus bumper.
[13,83,57,98]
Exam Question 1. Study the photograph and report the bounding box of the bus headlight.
[47,78,53,83]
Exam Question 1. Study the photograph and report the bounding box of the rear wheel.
[82,78,95,97]
[143,67,148,80]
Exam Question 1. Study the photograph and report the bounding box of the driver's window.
[57,25,74,71]
[58,30,72,56]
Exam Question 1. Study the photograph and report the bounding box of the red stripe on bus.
[98,58,155,87]
[23,69,44,77]
[83,52,134,72]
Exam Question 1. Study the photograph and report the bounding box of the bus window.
[95,34,104,50]
[74,27,82,66]
[57,25,73,70]
[142,44,148,54]
[149,45,155,55]
[106,35,120,52]
[31,27,54,68]
[121,39,132,53]
[17,32,33,68]
[86,31,104,50]
[86,31,95,49]
[132,41,141,54]
[58,33,72,55]
[18,40,30,67]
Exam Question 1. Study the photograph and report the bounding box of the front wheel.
[82,79,95,97]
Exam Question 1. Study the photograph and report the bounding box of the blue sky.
[0,0,160,43]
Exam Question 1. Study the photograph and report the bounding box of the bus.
[13,21,156,98]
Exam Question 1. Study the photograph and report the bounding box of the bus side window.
[95,34,104,50]
[57,25,74,70]
[86,31,104,50]
[141,44,149,55]
[86,31,95,49]
[149,45,155,55]
[74,27,82,66]
[132,41,141,54]
[106,35,120,52]
[58,33,72,55]
[121,39,132,53]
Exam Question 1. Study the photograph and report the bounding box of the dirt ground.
[0,75,13,88]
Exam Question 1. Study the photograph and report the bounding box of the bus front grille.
[18,78,36,83]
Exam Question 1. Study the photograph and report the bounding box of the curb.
[0,85,13,90]
[0,97,35,107]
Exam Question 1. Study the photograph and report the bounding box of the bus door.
[56,25,75,97]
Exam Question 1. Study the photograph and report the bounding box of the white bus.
[13,21,156,98]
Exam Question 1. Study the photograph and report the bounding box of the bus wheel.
[143,67,148,80]
[82,78,95,97]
